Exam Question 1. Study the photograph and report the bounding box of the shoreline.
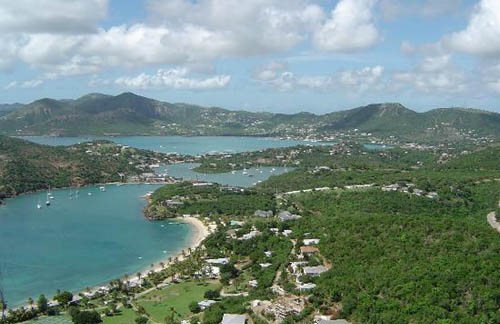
[72,216,210,301]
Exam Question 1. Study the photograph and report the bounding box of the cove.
[0,184,192,307]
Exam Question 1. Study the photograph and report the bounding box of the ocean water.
[18,136,323,155]
[0,184,191,307]
[162,163,292,188]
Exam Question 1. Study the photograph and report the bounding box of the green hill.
[0,93,498,142]
[0,135,163,202]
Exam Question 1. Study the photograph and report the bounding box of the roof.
[303,265,329,275]
[317,320,351,324]
[222,314,247,324]
[300,246,319,254]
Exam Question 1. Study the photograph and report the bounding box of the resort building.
[303,266,329,277]
[254,210,274,218]
[199,300,217,310]
[303,239,320,245]
[278,211,302,221]
[221,314,248,324]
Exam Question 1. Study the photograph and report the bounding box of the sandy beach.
[65,216,210,303]
[121,216,210,285]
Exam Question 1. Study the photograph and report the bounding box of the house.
[303,239,320,246]
[300,246,319,255]
[198,300,217,310]
[254,210,274,218]
[260,263,272,268]
[206,257,229,265]
[297,283,317,291]
[264,251,273,258]
[303,266,329,276]
[248,280,258,288]
[221,314,248,324]
[290,261,308,274]
[278,211,302,221]
[193,182,214,187]
[316,320,351,324]
[230,220,245,227]
[283,229,293,237]
[239,230,261,240]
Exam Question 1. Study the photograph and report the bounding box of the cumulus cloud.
[0,0,330,78]
[340,66,384,90]
[393,54,467,93]
[313,0,380,52]
[114,68,231,90]
[254,61,384,92]
[444,0,500,57]
[0,0,108,34]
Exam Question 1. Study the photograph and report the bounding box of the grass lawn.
[22,315,72,324]
[103,307,141,324]
[136,280,219,322]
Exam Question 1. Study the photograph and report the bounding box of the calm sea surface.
[1,136,306,307]
[0,184,192,307]
[18,136,323,155]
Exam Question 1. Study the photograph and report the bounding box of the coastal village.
[1,137,498,324]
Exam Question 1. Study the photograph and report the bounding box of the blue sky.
[0,0,499,113]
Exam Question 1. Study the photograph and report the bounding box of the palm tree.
[137,272,142,280]
[160,262,165,269]
[164,306,180,324]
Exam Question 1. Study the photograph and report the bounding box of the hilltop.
[0,92,498,143]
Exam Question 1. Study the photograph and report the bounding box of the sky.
[0,0,499,114]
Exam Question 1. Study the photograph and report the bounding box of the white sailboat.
[45,192,51,206]
[37,198,42,209]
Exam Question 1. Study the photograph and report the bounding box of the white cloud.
[114,68,231,90]
[254,62,384,92]
[0,0,108,34]
[313,0,380,52]
[444,0,500,58]
[393,55,466,93]
[4,81,18,90]
[21,79,44,89]
[0,0,328,77]
[481,61,500,93]
[253,61,288,81]
[340,66,384,90]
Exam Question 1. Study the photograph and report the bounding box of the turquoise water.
[0,184,192,307]
[162,163,292,187]
[18,136,322,155]
[363,144,393,150]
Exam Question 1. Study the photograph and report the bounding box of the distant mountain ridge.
[0,92,498,142]
[0,103,24,117]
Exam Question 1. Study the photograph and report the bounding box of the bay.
[18,136,322,155]
[0,184,191,307]
[161,163,291,188]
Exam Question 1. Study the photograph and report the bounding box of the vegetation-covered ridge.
[1,92,499,143]
[0,135,171,203]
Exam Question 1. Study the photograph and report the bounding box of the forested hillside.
[0,136,162,202]
[0,93,498,142]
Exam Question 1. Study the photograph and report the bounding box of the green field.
[102,307,141,324]
[22,316,72,324]
[137,280,220,322]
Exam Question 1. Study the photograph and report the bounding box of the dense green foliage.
[0,136,161,202]
[148,182,275,219]
[284,182,499,324]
